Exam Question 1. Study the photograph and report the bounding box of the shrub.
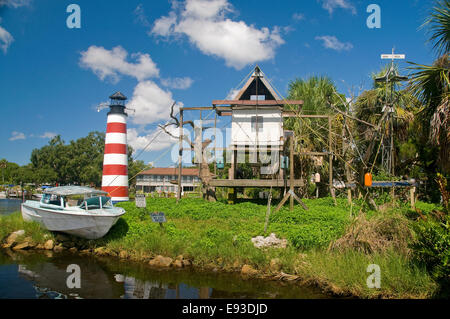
[330,214,414,254]
[411,215,450,281]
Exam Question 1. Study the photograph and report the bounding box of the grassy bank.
[0,197,443,298]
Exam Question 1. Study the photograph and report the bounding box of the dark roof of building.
[138,167,199,176]
[109,92,127,100]
[212,66,303,108]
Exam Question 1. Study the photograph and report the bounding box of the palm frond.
[422,0,450,56]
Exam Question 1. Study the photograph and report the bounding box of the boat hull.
[21,201,125,240]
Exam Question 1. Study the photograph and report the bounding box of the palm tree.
[0,159,7,184]
[408,0,450,173]
[285,76,346,151]
[423,0,450,56]
[284,76,346,196]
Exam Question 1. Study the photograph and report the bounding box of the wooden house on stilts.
[203,66,305,204]
[176,66,312,209]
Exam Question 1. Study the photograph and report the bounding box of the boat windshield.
[79,196,113,210]
[41,194,63,206]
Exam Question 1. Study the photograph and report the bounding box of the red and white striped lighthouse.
[102,92,129,203]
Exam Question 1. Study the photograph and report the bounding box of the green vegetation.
[0,0,448,301]
[107,197,350,257]
[0,212,54,245]
[295,249,436,299]
[412,215,450,285]
[1,196,446,298]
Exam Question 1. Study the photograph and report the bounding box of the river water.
[0,251,328,299]
[0,198,21,216]
[0,199,328,299]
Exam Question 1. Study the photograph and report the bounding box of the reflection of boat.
[118,276,169,299]
[21,186,125,239]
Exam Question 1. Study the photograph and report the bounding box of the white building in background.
[136,168,200,193]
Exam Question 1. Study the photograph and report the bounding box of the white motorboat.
[21,186,126,239]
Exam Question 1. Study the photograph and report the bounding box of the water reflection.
[0,251,328,299]
[0,199,22,215]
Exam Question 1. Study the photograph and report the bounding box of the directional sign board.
[150,212,166,223]
[381,54,405,59]
[135,194,146,208]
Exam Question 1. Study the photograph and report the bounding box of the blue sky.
[0,0,437,167]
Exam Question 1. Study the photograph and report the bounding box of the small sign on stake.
[135,194,146,208]
[150,212,166,228]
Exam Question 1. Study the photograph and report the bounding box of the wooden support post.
[176,110,183,203]
[328,116,336,205]
[230,149,236,180]
[198,111,203,197]
[391,186,395,208]
[289,136,294,211]
[214,112,217,176]
[274,192,290,212]
[410,187,416,209]
[347,189,352,205]
[263,192,272,234]
[289,189,309,210]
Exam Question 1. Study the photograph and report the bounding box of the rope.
[263,76,363,180]
[106,110,181,196]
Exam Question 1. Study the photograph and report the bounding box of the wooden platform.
[208,179,304,188]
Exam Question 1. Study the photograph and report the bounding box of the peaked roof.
[234,66,280,101]
[212,66,303,109]
[109,92,127,100]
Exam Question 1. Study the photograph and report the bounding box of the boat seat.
[79,196,110,210]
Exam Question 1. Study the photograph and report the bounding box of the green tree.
[128,145,146,188]
[408,0,449,174]
[30,135,68,183]
[66,131,105,185]
[0,159,20,184]
[354,65,419,177]
[284,76,346,196]
[0,159,7,184]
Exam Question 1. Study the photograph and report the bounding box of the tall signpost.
[377,49,408,206]
[377,49,407,177]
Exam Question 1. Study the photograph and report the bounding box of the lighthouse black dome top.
[109,92,127,100]
[108,91,128,116]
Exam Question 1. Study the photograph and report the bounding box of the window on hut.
[250,95,266,100]
[251,116,263,132]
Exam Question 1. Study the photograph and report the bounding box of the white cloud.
[9,131,25,141]
[0,25,13,53]
[151,0,285,70]
[160,77,194,90]
[292,13,305,21]
[127,127,178,153]
[40,132,57,139]
[225,88,240,100]
[183,0,231,19]
[0,0,31,8]
[152,12,178,37]
[320,0,356,15]
[315,35,353,51]
[79,46,160,83]
[134,4,150,27]
[127,80,183,125]
[0,0,31,53]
